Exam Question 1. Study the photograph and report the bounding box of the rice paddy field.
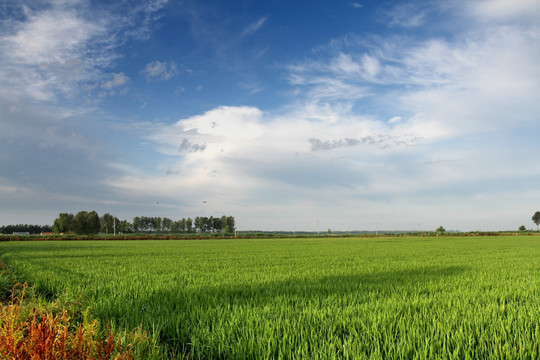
[1,235,539,359]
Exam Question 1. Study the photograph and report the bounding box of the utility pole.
[113,216,116,235]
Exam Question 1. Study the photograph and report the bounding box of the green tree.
[206,216,214,233]
[101,213,116,234]
[116,220,131,234]
[195,216,206,233]
[212,217,222,232]
[162,217,173,233]
[178,218,187,233]
[74,211,89,234]
[133,217,141,232]
[152,217,162,232]
[519,225,526,232]
[532,211,540,230]
[220,216,228,233]
[436,226,446,235]
[52,213,74,234]
[226,216,236,233]
[186,218,193,233]
[87,211,101,235]
[73,210,100,235]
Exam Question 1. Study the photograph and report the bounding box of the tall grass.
[1,236,539,359]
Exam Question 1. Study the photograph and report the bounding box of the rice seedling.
[1,236,539,359]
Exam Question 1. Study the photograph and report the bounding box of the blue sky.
[1,0,539,231]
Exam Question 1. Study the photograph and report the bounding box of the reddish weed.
[0,283,132,360]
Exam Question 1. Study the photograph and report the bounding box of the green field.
[1,236,539,359]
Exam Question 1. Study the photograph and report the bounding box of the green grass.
[1,236,539,359]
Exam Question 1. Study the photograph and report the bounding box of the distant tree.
[162,217,173,233]
[212,217,222,233]
[101,213,117,234]
[74,211,89,234]
[138,216,152,231]
[226,216,236,233]
[1,224,51,234]
[178,218,187,233]
[205,216,214,233]
[132,217,141,232]
[152,217,162,232]
[195,216,206,233]
[116,220,132,234]
[87,211,101,235]
[519,225,526,232]
[73,210,100,235]
[532,211,540,230]
[206,216,215,232]
[48,213,234,235]
[41,224,53,233]
[52,213,74,234]
[436,226,446,234]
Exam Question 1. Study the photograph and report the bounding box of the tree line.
[50,211,236,235]
[0,224,52,234]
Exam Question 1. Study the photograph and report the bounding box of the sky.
[1,0,539,232]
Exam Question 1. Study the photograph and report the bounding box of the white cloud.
[142,60,179,80]
[241,16,268,37]
[0,5,108,101]
[330,53,362,75]
[101,72,129,89]
[0,1,169,103]
[4,8,103,65]
[469,0,540,22]
[110,98,539,230]
[385,3,427,28]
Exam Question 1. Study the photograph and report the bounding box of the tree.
[101,213,117,234]
[212,217,222,233]
[74,211,89,234]
[195,216,206,233]
[152,217,162,232]
[133,217,141,232]
[116,220,132,234]
[532,211,540,230]
[207,216,215,232]
[87,211,101,235]
[71,210,100,235]
[519,225,526,232]
[1,224,51,234]
[178,218,187,233]
[162,217,173,233]
[436,226,446,235]
[220,216,228,233]
[52,213,74,234]
[226,216,235,233]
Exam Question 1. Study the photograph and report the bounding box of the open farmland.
[1,236,540,359]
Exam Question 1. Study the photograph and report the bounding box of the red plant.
[0,283,132,360]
